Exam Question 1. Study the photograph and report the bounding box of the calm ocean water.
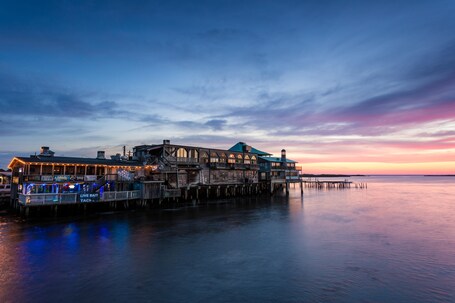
[1,176,454,302]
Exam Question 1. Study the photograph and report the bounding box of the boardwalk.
[303,179,367,189]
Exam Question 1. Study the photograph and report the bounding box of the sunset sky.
[1,1,455,174]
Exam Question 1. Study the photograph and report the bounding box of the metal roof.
[259,156,296,163]
[228,142,271,156]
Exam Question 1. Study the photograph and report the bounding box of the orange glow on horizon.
[300,161,455,175]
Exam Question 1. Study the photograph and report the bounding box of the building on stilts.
[7,140,302,213]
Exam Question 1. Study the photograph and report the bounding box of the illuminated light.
[7,157,26,169]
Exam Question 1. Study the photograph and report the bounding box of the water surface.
[1,176,454,302]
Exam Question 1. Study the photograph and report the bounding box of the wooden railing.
[245,164,259,170]
[101,190,141,201]
[209,162,227,169]
[270,166,287,170]
[0,184,11,199]
[0,184,10,190]
[23,175,103,182]
[165,156,199,164]
[18,190,141,206]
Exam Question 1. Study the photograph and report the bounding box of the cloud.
[202,40,455,139]
[204,119,227,130]
[418,130,455,138]
[0,72,128,119]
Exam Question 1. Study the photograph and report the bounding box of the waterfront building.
[7,141,301,208]
[133,140,260,188]
[8,147,141,206]
[228,142,302,183]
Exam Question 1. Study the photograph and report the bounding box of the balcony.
[23,175,102,182]
[234,163,245,170]
[245,164,259,170]
[0,184,10,199]
[165,156,199,164]
[209,162,228,169]
[22,174,135,183]
[270,165,287,171]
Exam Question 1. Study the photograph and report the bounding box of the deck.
[18,190,141,206]
[302,180,353,189]
[0,184,11,201]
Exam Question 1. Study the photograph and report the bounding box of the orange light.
[7,157,26,169]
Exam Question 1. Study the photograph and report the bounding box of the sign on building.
[79,193,100,203]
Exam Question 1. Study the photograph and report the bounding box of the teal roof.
[259,156,296,163]
[229,142,271,156]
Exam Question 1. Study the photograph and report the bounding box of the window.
[96,166,104,175]
[30,165,40,175]
[42,165,52,175]
[53,165,64,175]
[86,166,96,175]
[251,155,257,164]
[76,166,85,175]
[210,152,219,163]
[244,154,251,164]
[236,154,243,164]
[201,152,209,163]
[189,149,198,159]
[228,154,236,164]
[177,148,187,158]
[220,153,227,163]
[272,162,281,168]
[66,165,75,175]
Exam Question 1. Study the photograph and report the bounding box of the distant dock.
[302,179,367,189]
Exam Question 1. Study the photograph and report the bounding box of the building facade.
[8,141,301,207]
[133,140,260,188]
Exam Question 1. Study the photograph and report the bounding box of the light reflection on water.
[0,176,454,302]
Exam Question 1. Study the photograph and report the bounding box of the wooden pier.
[12,182,273,216]
[302,180,367,189]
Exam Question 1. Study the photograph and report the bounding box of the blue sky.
[1,0,455,173]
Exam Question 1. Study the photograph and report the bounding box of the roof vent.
[97,151,106,159]
[281,149,286,162]
[111,153,121,161]
[163,140,170,145]
[40,146,55,157]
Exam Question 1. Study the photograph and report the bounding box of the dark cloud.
[406,41,455,83]
[0,73,127,119]
[204,119,227,130]
[417,130,455,138]
[209,40,455,138]
[336,42,455,119]
[136,114,167,125]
